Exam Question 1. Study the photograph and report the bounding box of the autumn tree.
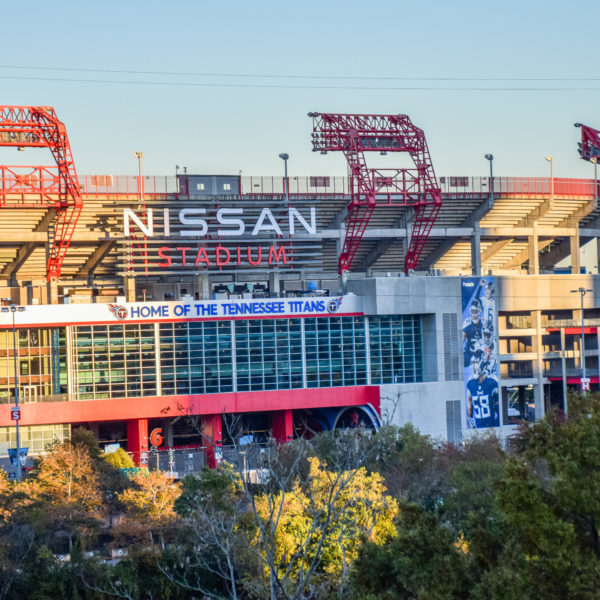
[34,441,104,553]
[115,470,181,548]
[252,456,398,599]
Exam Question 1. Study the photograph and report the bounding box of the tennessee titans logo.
[326,297,343,314]
[108,304,128,320]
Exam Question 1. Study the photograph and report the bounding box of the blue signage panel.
[461,277,500,429]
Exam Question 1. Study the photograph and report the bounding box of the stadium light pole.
[133,151,144,203]
[484,154,494,206]
[545,154,554,206]
[279,153,289,202]
[571,287,593,393]
[2,305,25,481]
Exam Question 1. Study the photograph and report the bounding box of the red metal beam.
[0,106,83,280]
[310,112,441,273]
[0,386,380,428]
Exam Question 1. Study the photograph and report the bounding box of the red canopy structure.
[310,112,441,273]
[0,106,82,280]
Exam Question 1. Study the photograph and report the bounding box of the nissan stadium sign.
[121,205,320,273]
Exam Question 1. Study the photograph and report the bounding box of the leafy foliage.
[104,447,135,469]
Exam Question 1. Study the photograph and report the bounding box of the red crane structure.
[0,106,82,281]
[309,112,442,274]
[576,122,600,161]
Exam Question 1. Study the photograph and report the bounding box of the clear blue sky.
[1,0,599,178]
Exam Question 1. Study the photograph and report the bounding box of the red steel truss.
[576,123,600,161]
[310,112,442,273]
[0,106,82,280]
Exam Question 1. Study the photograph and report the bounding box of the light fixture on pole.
[278,153,289,202]
[484,154,494,206]
[545,154,554,207]
[133,152,144,203]
[1,305,26,481]
[570,287,593,394]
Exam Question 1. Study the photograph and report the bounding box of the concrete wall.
[349,276,465,441]
[497,274,599,312]
[379,382,463,441]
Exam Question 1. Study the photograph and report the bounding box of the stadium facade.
[0,171,599,471]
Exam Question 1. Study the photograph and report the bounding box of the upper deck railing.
[2,172,597,199]
[74,175,599,198]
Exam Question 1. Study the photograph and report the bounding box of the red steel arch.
[310,112,442,273]
[0,105,83,280]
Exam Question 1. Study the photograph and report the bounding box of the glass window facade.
[369,315,423,384]
[305,316,367,387]
[235,319,303,391]
[0,314,424,402]
[159,321,233,395]
[72,324,156,400]
[0,327,65,403]
[0,423,70,456]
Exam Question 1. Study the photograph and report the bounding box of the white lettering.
[179,209,208,236]
[124,208,153,237]
[252,208,282,236]
[217,208,245,236]
[163,208,170,237]
[289,207,316,235]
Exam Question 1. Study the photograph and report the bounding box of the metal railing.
[74,175,600,199]
[145,444,271,477]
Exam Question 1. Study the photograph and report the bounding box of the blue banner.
[462,277,500,429]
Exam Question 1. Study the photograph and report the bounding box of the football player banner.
[461,277,500,429]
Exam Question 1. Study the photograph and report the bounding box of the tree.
[34,441,104,553]
[252,456,398,599]
[104,448,135,470]
[467,393,600,599]
[165,467,251,600]
[163,430,398,600]
[363,425,444,510]
[116,470,181,547]
[350,503,471,600]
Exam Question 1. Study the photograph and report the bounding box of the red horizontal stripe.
[0,386,380,427]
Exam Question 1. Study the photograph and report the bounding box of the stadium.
[0,106,599,474]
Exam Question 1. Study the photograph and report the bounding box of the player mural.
[461,277,500,429]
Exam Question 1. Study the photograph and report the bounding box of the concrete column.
[48,278,59,305]
[203,414,223,469]
[18,285,28,306]
[533,310,545,420]
[165,419,174,447]
[126,418,149,465]
[196,273,209,300]
[570,228,581,274]
[470,222,481,276]
[271,410,294,444]
[268,271,280,297]
[124,276,136,302]
[528,224,539,275]
[340,270,349,294]
[337,223,345,260]
[560,328,568,414]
